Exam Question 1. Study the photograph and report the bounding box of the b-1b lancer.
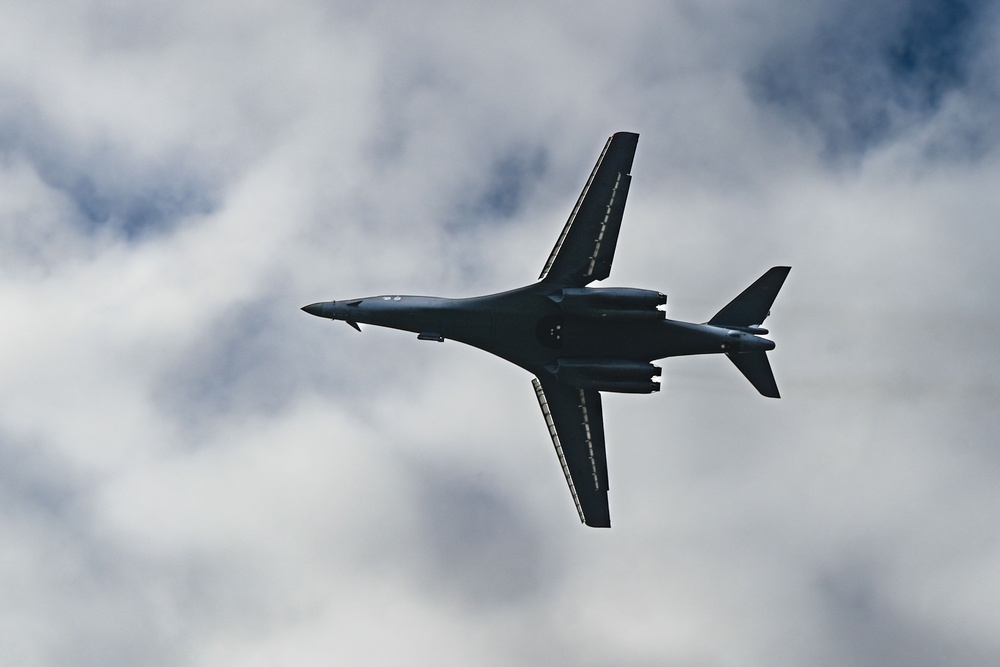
[303,132,789,527]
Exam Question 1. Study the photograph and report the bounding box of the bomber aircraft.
[303,132,789,527]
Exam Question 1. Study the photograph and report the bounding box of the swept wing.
[531,377,611,527]
[538,132,638,287]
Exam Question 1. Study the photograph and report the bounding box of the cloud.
[2,1,1000,665]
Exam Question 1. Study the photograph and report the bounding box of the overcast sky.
[2,1,1000,665]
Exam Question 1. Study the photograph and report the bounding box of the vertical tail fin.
[710,267,790,399]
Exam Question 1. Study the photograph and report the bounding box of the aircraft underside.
[303,132,789,527]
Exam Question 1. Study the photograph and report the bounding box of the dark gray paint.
[303,133,790,527]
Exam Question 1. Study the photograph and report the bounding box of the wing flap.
[532,377,611,527]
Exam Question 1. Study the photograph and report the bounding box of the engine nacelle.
[549,287,666,320]
[550,359,662,393]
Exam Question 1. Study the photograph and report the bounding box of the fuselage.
[304,282,775,378]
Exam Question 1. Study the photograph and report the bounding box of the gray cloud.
[2,1,999,665]
[407,463,556,608]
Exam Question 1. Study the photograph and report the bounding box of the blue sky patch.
[747,0,982,156]
[471,147,548,220]
[55,171,215,241]
[0,100,217,241]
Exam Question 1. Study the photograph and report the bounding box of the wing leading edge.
[539,132,639,287]
[532,377,611,527]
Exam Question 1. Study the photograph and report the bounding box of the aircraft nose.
[301,302,327,318]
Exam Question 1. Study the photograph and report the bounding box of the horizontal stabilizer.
[709,266,790,328]
[727,351,780,398]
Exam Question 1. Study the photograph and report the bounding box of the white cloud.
[1,1,999,665]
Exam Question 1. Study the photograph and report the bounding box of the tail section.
[710,267,790,399]
[708,266,790,329]
[727,351,780,398]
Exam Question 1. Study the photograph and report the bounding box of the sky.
[2,0,1000,665]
